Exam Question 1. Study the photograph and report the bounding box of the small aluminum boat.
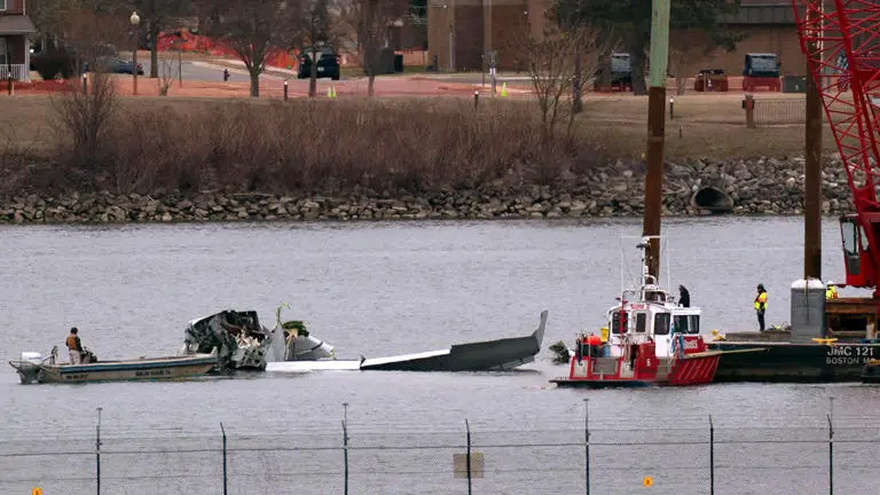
[9,347,218,385]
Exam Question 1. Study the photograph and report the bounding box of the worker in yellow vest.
[754,284,768,332]
[826,282,839,300]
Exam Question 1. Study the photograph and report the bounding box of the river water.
[2,217,880,494]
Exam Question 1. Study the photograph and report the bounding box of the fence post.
[465,419,473,495]
[584,399,590,495]
[828,397,834,495]
[745,94,755,129]
[178,45,183,88]
[95,407,102,495]
[709,415,714,495]
[343,403,349,495]
[284,80,289,101]
[82,73,88,94]
[220,422,227,495]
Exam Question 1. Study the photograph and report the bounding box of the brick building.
[427,0,806,77]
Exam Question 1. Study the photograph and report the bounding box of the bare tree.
[133,0,192,79]
[35,2,129,75]
[199,0,301,97]
[341,0,405,96]
[51,66,118,181]
[516,24,603,142]
[156,52,179,95]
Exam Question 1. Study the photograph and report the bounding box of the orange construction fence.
[157,30,299,70]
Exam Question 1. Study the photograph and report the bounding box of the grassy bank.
[0,94,836,196]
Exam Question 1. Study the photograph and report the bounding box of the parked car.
[85,57,144,75]
[694,69,729,92]
[297,46,340,81]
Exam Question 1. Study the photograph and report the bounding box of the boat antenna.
[620,235,634,295]
[635,237,651,303]
[665,235,671,292]
[621,235,639,293]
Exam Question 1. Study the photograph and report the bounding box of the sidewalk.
[192,58,299,79]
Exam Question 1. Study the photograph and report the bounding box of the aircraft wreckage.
[180,307,547,373]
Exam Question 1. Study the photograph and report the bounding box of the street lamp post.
[130,11,140,96]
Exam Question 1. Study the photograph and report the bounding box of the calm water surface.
[2,217,879,494]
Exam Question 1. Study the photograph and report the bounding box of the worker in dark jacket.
[679,285,691,308]
[66,327,83,365]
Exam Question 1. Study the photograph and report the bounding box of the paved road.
[134,56,280,83]
[136,53,533,85]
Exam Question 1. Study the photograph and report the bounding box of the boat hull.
[550,378,654,388]
[666,352,722,385]
[709,341,880,382]
[551,350,722,388]
[9,354,218,384]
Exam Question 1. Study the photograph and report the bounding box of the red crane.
[792,0,880,296]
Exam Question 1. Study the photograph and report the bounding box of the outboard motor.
[20,352,42,365]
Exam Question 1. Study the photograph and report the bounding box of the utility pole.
[448,0,455,72]
[804,0,823,281]
[642,0,671,280]
[178,43,183,89]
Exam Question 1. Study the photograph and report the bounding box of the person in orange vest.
[586,334,603,357]
[754,284,768,332]
[66,327,83,365]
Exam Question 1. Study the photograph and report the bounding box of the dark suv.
[297,46,340,81]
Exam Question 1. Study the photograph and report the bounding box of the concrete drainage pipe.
[691,186,734,214]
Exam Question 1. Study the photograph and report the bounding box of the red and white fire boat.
[551,241,725,388]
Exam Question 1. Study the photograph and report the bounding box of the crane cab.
[839,214,880,290]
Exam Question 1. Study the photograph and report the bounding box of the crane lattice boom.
[793,0,880,209]
[793,0,880,290]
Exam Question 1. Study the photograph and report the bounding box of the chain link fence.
[3,420,880,495]
[752,97,807,126]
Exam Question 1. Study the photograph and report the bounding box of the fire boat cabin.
[0,0,35,81]
[607,286,704,362]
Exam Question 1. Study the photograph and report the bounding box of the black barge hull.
[710,341,880,382]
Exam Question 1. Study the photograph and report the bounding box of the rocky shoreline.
[0,156,855,224]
